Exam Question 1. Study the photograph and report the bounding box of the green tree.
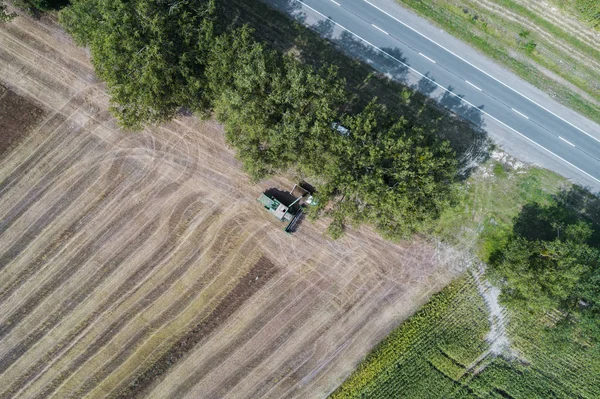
[60,0,218,129]
[206,27,346,179]
[489,203,600,339]
[313,100,458,239]
[1,0,15,22]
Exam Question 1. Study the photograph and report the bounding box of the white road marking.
[290,0,600,184]
[361,0,600,144]
[559,136,576,147]
[331,0,340,5]
[418,53,436,63]
[371,24,389,35]
[465,80,482,91]
[512,108,529,120]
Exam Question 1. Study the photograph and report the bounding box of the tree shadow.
[413,74,433,95]
[512,185,600,246]
[332,33,409,83]
[312,18,335,39]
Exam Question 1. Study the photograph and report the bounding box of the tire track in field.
[0,113,70,195]
[30,207,223,399]
[0,216,162,399]
[0,47,79,114]
[268,289,393,399]
[0,188,199,357]
[31,193,207,398]
[0,112,84,202]
[2,173,200,396]
[0,152,111,275]
[0,193,154,351]
[110,257,279,399]
[0,135,101,245]
[63,215,247,396]
[73,219,253,399]
[163,276,315,398]
[0,24,96,84]
[0,155,138,304]
[0,145,168,298]
[194,284,327,399]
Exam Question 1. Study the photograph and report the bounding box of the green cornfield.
[331,273,600,398]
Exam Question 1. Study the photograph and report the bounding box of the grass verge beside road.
[395,0,600,125]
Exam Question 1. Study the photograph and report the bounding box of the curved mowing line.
[199,286,326,399]
[77,221,251,399]
[71,215,248,398]
[31,193,207,399]
[110,257,279,399]
[0,157,108,279]
[0,137,101,246]
[4,192,204,399]
[0,182,164,347]
[30,207,219,399]
[0,218,160,399]
[169,279,316,398]
[0,113,70,198]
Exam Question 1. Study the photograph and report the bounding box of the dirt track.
[0,13,466,398]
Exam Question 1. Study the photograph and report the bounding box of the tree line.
[56,0,458,239]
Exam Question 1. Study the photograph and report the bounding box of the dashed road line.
[418,52,436,63]
[512,108,529,120]
[559,137,576,147]
[289,0,600,184]
[331,0,340,5]
[371,24,389,35]
[361,0,600,144]
[465,80,482,91]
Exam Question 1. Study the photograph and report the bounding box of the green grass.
[395,0,600,125]
[331,264,600,398]
[435,159,568,260]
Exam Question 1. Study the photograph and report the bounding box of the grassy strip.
[435,158,568,260]
[395,0,600,125]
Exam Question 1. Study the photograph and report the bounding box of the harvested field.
[0,84,44,156]
[0,14,466,399]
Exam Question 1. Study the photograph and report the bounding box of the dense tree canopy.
[206,27,347,179]
[60,0,218,128]
[489,197,600,339]
[205,28,457,238]
[314,101,457,239]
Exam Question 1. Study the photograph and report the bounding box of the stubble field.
[0,14,466,398]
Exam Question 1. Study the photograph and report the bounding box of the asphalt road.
[263,0,600,191]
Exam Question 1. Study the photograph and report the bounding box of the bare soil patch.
[0,14,467,399]
[0,84,44,156]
